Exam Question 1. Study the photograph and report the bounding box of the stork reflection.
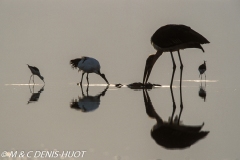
[199,80,207,102]
[70,85,108,112]
[143,87,209,149]
[27,85,44,104]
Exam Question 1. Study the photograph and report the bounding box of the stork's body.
[27,64,44,84]
[198,61,206,79]
[143,24,210,87]
[70,56,109,85]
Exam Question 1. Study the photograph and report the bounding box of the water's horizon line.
[176,80,219,82]
[4,80,218,87]
[5,83,41,86]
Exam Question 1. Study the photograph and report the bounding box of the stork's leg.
[204,78,206,88]
[33,85,35,93]
[169,51,176,122]
[33,75,35,84]
[170,51,176,88]
[80,83,84,96]
[170,84,176,124]
[86,84,89,95]
[28,83,32,93]
[80,72,85,85]
[29,75,33,84]
[178,50,183,88]
[177,51,183,110]
[86,73,89,85]
[178,105,183,124]
[178,50,184,69]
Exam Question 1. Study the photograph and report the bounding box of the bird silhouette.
[70,57,109,85]
[199,60,207,79]
[27,64,44,84]
[143,24,209,88]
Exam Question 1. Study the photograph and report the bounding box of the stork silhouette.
[143,24,209,88]
[70,57,109,85]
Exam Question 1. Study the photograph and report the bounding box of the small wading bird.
[199,60,207,79]
[143,24,210,88]
[27,64,44,84]
[70,56,109,85]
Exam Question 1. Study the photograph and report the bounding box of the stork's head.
[100,73,109,85]
[97,71,109,85]
[143,52,162,84]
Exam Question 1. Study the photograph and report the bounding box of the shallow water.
[1,80,240,160]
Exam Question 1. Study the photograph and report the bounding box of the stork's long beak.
[143,62,153,84]
[100,73,109,85]
[143,52,163,84]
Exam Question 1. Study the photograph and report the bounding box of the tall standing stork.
[70,56,109,85]
[143,24,210,88]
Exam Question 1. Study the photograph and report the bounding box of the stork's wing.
[151,24,210,48]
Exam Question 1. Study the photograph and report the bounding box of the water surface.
[1,80,240,160]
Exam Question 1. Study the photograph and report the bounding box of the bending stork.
[143,24,209,88]
[70,56,109,85]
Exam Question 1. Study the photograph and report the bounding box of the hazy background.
[1,0,240,86]
[1,1,240,160]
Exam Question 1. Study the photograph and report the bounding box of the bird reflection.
[27,85,44,104]
[143,87,209,149]
[199,80,207,102]
[70,85,108,112]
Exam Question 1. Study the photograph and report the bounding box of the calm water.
[1,80,240,160]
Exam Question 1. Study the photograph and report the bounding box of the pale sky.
[1,0,240,86]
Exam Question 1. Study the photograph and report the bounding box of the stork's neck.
[156,50,163,57]
[153,50,163,64]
